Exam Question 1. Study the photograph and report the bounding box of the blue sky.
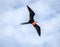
[0,0,60,47]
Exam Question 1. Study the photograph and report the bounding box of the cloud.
[0,0,60,47]
[0,0,39,14]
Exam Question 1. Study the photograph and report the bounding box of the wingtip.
[38,33,41,36]
[26,5,30,9]
[26,5,35,15]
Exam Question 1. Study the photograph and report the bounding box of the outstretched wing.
[33,24,41,36]
[27,5,35,21]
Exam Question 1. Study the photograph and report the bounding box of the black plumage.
[21,5,41,36]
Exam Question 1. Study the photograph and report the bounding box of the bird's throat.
[32,21,37,25]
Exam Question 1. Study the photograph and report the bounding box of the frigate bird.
[21,5,41,36]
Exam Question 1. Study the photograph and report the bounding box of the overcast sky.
[0,0,60,47]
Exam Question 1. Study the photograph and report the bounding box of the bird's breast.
[32,21,37,25]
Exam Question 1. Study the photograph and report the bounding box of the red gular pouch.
[32,21,37,25]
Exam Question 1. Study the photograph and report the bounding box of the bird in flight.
[21,5,41,36]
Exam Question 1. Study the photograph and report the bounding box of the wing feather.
[27,6,35,20]
[33,24,41,36]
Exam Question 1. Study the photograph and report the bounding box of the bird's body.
[32,21,37,25]
[21,5,41,36]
